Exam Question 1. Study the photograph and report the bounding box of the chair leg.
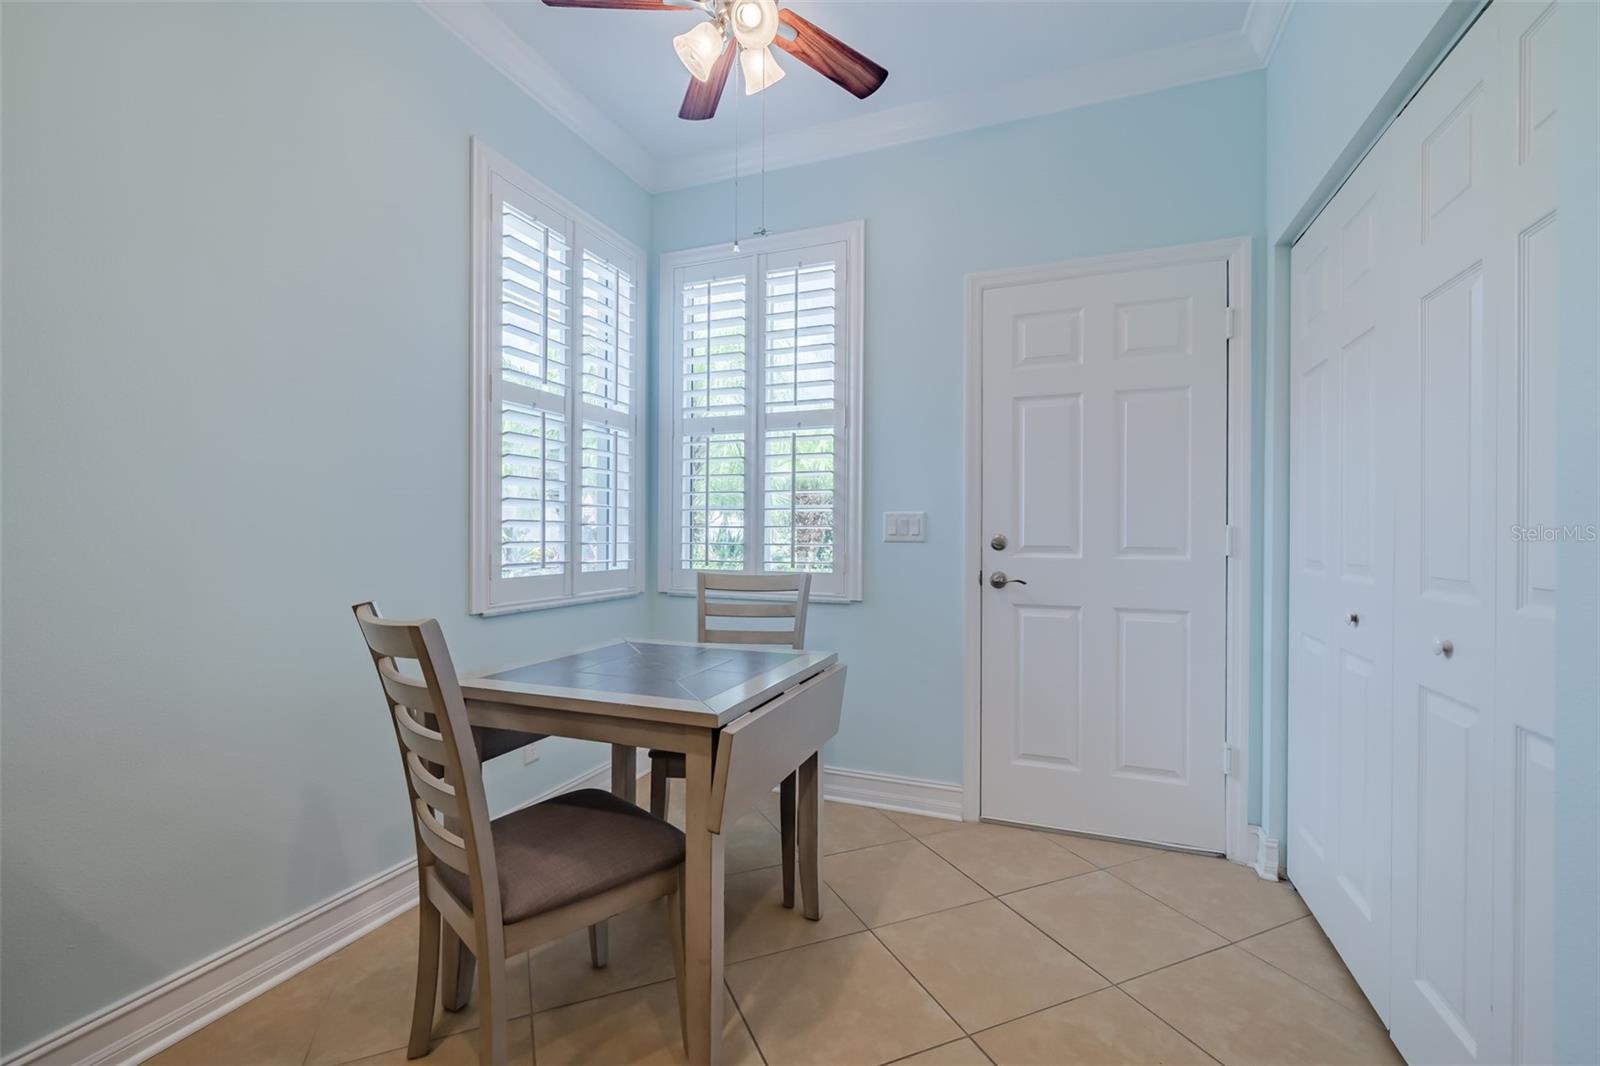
[667,873,688,1055]
[477,931,511,1066]
[649,757,670,819]
[439,924,473,1011]
[408,895,441,1059]
[779,773,797,909]
[588,921,609,968]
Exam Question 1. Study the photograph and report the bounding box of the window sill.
[472,587,643,617]
[657,587,861,605]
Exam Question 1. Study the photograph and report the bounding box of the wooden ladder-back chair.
[353,603,687,1065]
[648,572,812,907]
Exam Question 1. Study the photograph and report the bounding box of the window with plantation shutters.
[470,141,645,614]
[659,222,863,602]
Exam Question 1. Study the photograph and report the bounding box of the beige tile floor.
[150,783,1401,1066]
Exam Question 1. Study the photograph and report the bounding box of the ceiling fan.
[542,0,888,120]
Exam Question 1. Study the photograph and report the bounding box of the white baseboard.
[821,766,965,820]
[8,756,956,1066]
[3,860,418,1066]
[1252,826,1283,881]
[2,758,618,1066]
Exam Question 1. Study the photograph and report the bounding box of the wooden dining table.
[459,637,844,1065]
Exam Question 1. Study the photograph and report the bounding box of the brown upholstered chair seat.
[474,726,544,763]
[436,789,685,924]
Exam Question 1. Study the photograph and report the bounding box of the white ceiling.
[425,0,1289,191]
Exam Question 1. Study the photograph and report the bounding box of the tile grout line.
[1101,861,1241,940]
[1100,857,1298,943]
[721,975,769,1066]
[882,1036,997,1066]
[1231,921,1397,1028]
[820,865,973,1065]
[988,890,1120,989]
[956,985,1225,1066]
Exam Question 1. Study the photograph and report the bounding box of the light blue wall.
[651,73,1268,795]
[1554,4,1599,1062]
[1265,0,1467,242]
[0,2,654,1053]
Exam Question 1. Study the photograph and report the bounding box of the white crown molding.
[418,0,659,190]
[653,28,1264,190]
[422,0,1284,194]
[1242,0,1293,66]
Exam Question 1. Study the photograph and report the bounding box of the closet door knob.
[1432,638,1454,659]
[1346,612,1360,627]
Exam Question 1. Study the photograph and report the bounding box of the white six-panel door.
[1287,120,1398,1022]
[980,256,1229,850]
[1288,4,1558,1063]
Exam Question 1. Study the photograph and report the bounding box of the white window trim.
[656,220,865,604]
[469,138,646,615]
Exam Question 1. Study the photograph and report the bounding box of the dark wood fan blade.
[541,0,688,9]
[773,8,887,99]
[679,42,737,120]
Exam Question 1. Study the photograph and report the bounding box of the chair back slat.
[352,602,501,922]
[407,751,460,820]
[413,798,471,873]
[392,704,450,765]
[706,629,801,646]
[378,658,440,716]
[702,600,797,619]
[696,572,811,649]
[355,608,426,661]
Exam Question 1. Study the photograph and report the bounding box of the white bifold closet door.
[1288,3,1559,1064]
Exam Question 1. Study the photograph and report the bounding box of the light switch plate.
[523,744,540,766]
[883,511,927,542]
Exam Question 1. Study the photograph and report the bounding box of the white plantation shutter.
[662,224,862,601]
[762,248,842,574]
[488,181,571,606]
[471,143,644,614]
[574,228,640,595]
[678,262,753,573]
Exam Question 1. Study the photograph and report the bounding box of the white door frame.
[961,236,1255,865]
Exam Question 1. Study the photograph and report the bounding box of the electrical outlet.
[883,511,927,542]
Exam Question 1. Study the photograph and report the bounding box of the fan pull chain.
[756,78,768,238]
[731,54,741,252]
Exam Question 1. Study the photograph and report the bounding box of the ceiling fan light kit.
[729,0,778,50]
[545,0,887,119]
[739,44,785,95]
[672,20,726,82]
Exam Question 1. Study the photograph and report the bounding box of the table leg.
[611,744,637,805]
[798,751,823,920]
[683,742,726,1066]
[779,773,797,909]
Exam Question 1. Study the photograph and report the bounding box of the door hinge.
[1224,524,1242,558]
[1223,744,1237,777]
[1224,306,1236,339]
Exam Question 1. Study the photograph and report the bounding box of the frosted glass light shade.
[730,0,778,49]
[673,21,726,82]
[739,45,785,95]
